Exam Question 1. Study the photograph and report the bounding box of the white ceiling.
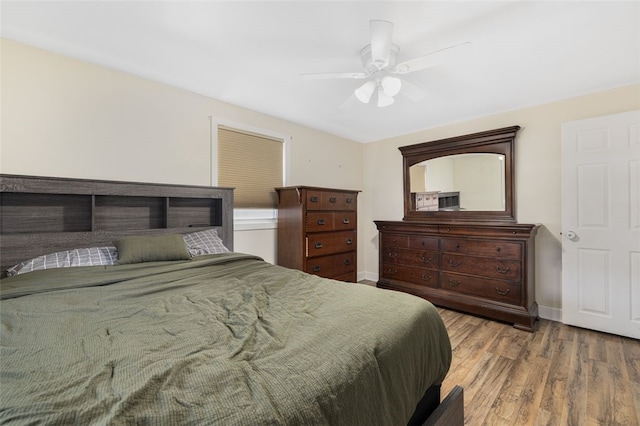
[1,1,639,143]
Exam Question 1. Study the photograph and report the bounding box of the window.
[217,125,284,208]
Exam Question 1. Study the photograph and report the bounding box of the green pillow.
[115,234,191,265]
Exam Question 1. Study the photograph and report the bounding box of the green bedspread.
[0,253,451,425]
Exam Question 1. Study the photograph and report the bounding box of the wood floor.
[436,307,640,426]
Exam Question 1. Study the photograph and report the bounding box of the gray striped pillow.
[183,229,229,257]
[6,246,118,277]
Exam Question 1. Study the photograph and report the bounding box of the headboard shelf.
[0,174,234,275]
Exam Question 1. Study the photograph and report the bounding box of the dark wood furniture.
[275,186,360,282]
[376,221,538,331]
[376,126,539,331]
[0,174,234,275]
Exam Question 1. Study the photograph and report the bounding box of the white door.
[562,109,640,339]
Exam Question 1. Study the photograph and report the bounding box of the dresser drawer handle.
[312,265,321,272]
[496,247,502,253]
[346,238,353,245]
[329,197,337,203]
[388,251,398,258]
[342,218,350,224]
[448,259,461,267]
[455,244,460,249]
[495,287,511,296]
[346,197,354,203]
[448,279,461,287]
[421,274,432,281]
[495,265,510,274]
[317,219,326,225]
[421,256,433,264]
[344,259,351,265]
[310,196,319,202]
[315,242,323,249]
[388,268,398,275]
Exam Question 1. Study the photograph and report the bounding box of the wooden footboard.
[422,386,464,426]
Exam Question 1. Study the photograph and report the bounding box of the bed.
[0,174,463,425]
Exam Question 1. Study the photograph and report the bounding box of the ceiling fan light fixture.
[381,76,402,97]
[377,86,395,107]
[354,80,376,103]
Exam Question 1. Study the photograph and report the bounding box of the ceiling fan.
[302,20,471,107]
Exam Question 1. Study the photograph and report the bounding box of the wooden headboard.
[0,174,234,276]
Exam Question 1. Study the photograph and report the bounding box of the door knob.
[565,231,577,240]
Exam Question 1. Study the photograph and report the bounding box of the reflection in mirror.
[409,153,506,212]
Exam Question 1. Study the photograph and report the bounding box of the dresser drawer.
[306,230,356,257]
[441,253,521,281]
[382,263,439,288]
[305,252,355,279]
[381,233,408,248]
[384,247,438,269]
[442,238,521,259]
[306,212,356,232]
[408,235,438,250]
[306,190,357,211]
[441,272,521,304]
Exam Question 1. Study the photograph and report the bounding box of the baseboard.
[537,305,562,322]
[361,271,379,282]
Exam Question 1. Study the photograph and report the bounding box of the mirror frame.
[400,125,520,223]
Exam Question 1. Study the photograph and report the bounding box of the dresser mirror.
[400,126,520,223]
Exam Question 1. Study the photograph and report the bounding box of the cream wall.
[0,39,364,266]
[362,83,640,319]
[3,39,640,318]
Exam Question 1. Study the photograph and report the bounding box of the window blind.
[218,126,283,208]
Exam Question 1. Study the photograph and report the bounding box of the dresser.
[375,221,538,331]
[276,186,360,282]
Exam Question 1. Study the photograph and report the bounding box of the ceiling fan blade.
[338,94,361,110]
[394,41,472,75]
[398,79,426,102]
[301,72,368,80]
[370,20,394,69]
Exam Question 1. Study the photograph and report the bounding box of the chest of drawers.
[375,221,538,331]
[276,186,360,282]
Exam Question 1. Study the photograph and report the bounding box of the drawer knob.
[310,196,319,202]
[495,265,510,274]
[388,268,398,275]
[312,265,321,272]
[342,218,350,224]
[495,287,511,296]
[346,197,353,203]
[346,238,353,244]
[421,256,433,264]
[388,251,398,258]
[317,219,326,225]
[344,259,351,265]
[421,274,432,281]
[496,247,502,252]
[329,197,337,203]
[448,259,461,267]
[448,279,461,287]
[315,242,323,249]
